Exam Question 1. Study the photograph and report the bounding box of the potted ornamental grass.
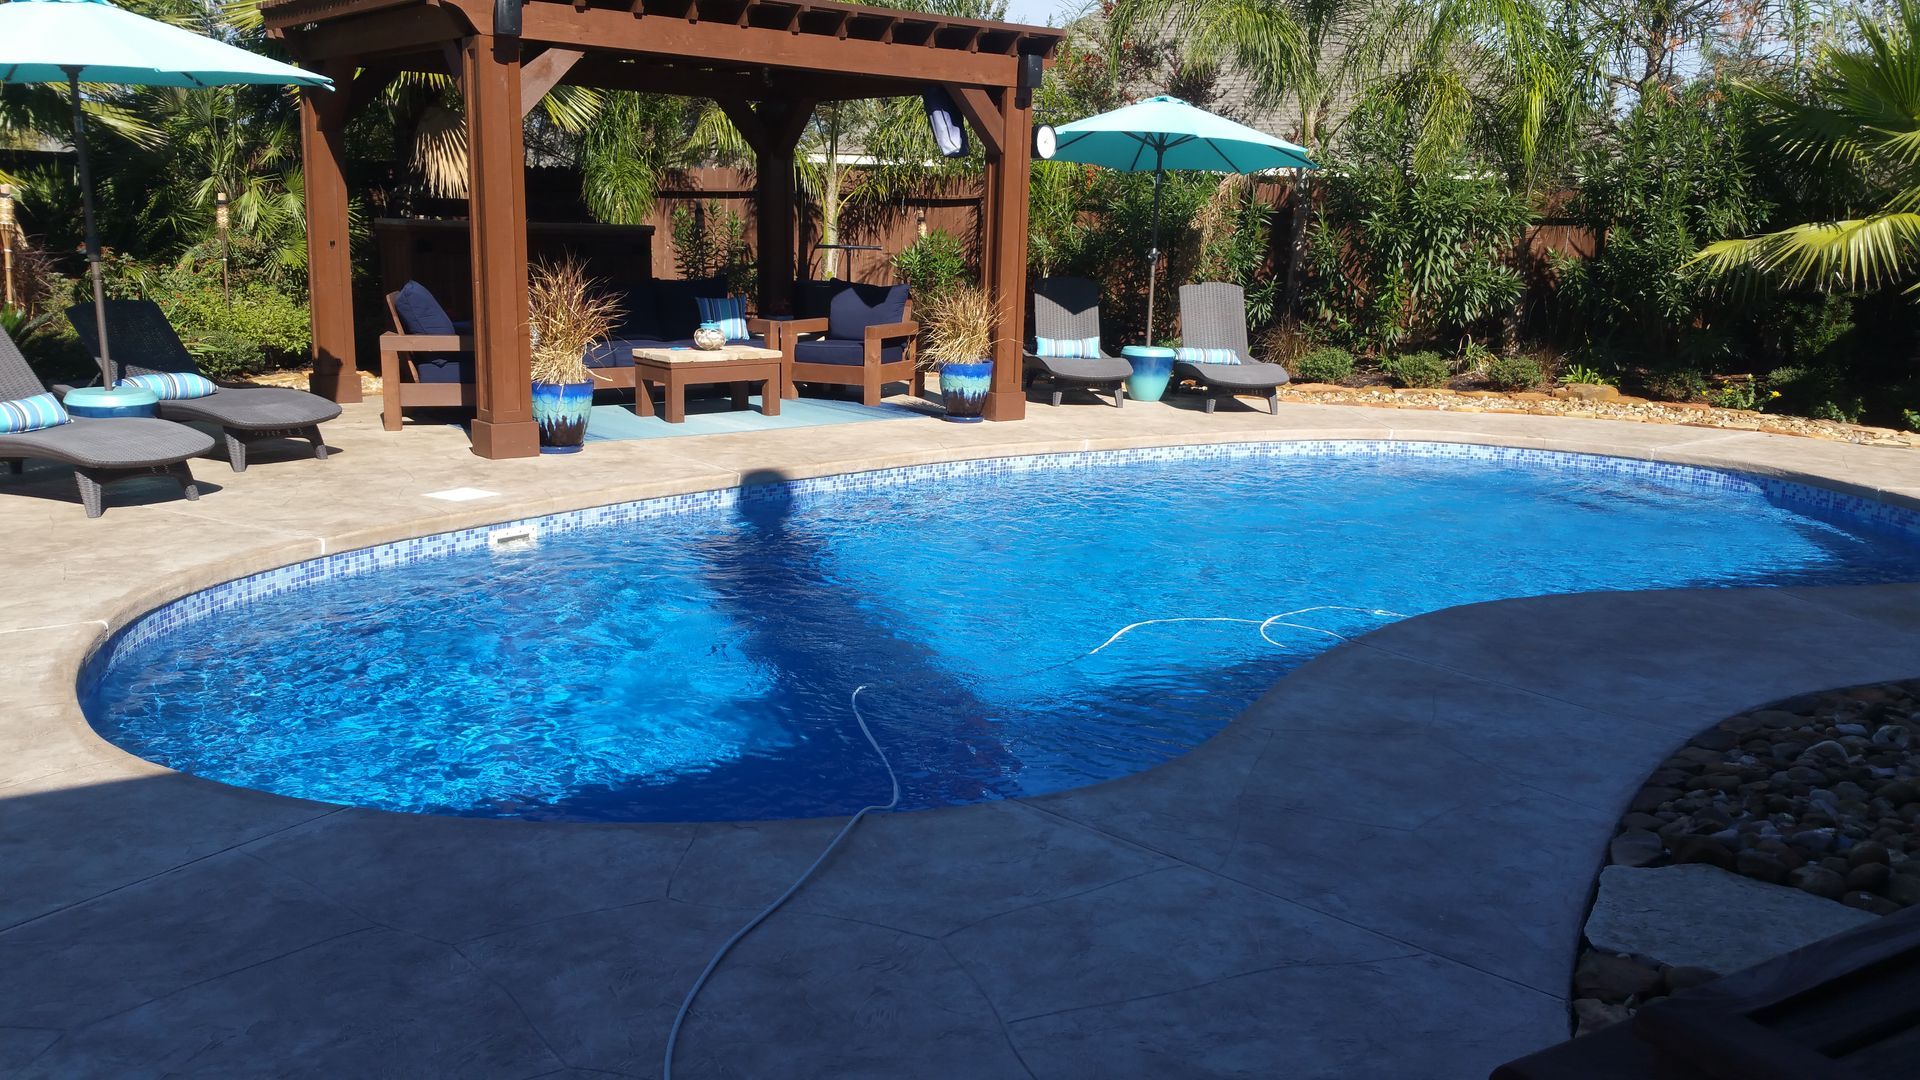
[920,284,996,423]
[528,257,622,454]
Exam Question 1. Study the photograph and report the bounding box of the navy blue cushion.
[827,283,909,341]
[653,277,728,339]
[392,280,456,336]
[413,356,472,384]
[796,280,845,320]
[612,283,659,338]
[793,338,906,366]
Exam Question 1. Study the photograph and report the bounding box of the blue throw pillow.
[392,280,456,336]
[1036,336,1100,359]
[826,283,910,342]
[117,372,219,400]
[0,392,71,434]
[1176,346,1242,365]
[696,295,751,343]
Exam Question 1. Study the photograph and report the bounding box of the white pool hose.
[663,685,899,1080]
[662,604,1405,1078]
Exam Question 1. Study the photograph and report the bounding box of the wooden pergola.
[261,0,1062,458]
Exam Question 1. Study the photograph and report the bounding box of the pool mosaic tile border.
[84,440,1920,681]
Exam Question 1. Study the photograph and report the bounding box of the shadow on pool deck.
[4,581,1919,1077]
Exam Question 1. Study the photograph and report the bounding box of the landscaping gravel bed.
[1281,383,1918,448]
[1568,679,1920,1035]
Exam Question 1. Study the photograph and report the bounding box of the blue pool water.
[82,446,1920,823]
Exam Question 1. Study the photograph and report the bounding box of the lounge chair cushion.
[826,283,909,342]
[695,296,751,342]
[0,391,70,433]
[392,280,457,336]
[118,372,217,399]
[1176,346,1241,366]
[792,338,906,366]
[1036,335,1101,359]
[155,386,343,430]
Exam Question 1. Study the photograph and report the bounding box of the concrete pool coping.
[3,395,1919,1077]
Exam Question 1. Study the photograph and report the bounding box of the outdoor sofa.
[69,301,341,471]
[1,324,212,517]
[1175,282,1291,415]
[1024,276,1130,407]
[380,278,783,429]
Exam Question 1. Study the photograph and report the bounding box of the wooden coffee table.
[629,344,787,424]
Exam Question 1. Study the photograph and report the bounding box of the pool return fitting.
[661,605,1406,1079]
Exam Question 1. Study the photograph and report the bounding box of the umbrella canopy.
[1051,96,1315,342]
[0,0,330,390]
[0,0,333,88]
[1052,95,1316,174]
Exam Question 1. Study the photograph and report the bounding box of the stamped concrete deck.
[3,393,1918,1078]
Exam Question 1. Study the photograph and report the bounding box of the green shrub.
[1641,367,1709,403]
[161,284,311,378]
[892,229,969,304]
[1381,350,1450,389]
[1902,408,1920,432]
[1709,377,1760,411]
[1291,346,1354,384]
[1768,365,1866,423]
[1485,354,1543,391]
[1558,363,1615,387]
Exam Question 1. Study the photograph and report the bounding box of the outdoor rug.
[584,394,934,441]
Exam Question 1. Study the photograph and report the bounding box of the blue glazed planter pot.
[939,360,994,423]
[1121,346,1176,403]
[532,380,595,454]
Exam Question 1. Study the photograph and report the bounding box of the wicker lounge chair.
[1,325,211,518]
[1024,277,1129,407]
[68,300,341,472]
[1175,282,1290,415]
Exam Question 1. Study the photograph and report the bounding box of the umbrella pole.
[66,69,113,387]
[1146,162,1164,345]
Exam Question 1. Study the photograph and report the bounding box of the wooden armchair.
[379,290,474,432]
[780,284,922,406]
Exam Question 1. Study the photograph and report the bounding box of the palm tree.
[1693,0,1920,293]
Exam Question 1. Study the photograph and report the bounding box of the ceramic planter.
[938,359,994,422]
[532,380,594,453]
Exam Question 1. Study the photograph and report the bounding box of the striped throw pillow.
[0,392,71,434]
[1176,346,1242,366]
[117,372,218,399]
[695,295,751,343]
[1035,336,1100,359]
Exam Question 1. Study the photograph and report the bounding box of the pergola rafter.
[263,0,1060,457]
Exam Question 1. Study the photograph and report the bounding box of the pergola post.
[462,33,538,459]
[725,98,812,316]
[982,86,1032,422]
[299,61,360,403]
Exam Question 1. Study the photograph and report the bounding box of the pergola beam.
[520,46,585,116]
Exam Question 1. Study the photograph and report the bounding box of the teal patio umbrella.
[0,0,331,396]
[1052,95,1315,340]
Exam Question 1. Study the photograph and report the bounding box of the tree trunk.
[1280,102,1319,323]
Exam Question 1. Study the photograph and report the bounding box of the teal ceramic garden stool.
[1121,346,1175,403]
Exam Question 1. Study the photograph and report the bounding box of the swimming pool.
[80,442,1920,823]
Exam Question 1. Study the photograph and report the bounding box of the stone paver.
[1584,864,1879,974]
[1,394,1916,1077]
